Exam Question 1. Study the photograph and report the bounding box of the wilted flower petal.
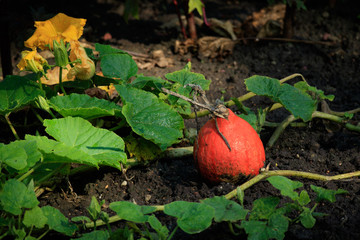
[40,65,75,85]
[67,41,95,80]
[17,50,48,73]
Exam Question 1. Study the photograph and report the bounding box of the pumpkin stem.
[215,117,232,151]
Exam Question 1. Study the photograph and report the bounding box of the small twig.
[240,37,338,46]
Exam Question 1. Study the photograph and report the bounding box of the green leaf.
[95,43,128,57]
[87,196,103,221]
[23,206,48,229]
[165,68,211,97]
[294,81,334,101]
[250,196,279,220]
[124,0,139,22]
[267,213,289,240]
[131,75,166,92]
[0,179,39,215]
[310,185,348,203]
[299,207,316,229]
[298,190,311,206]
[267,176,303,200]
[42,206,77,236]
[116,85,184,151]
[0,143,27,171]
[26,135,100,168]
[0,75,44,115]
[0,139,41,172]
[242,213,288,240]
[148,215,169,239]
[49,93,123,119]
[101,54,138,81]
[201,196,248,222]
[164,201,214,234]
[43,117,127,169]
[109,201,156,223]
[71,216,92,224]
[77,230,110,240]
[188,0,204,16]
[241,220,267,240]
[125,134,162,161]
[245,75,316,121]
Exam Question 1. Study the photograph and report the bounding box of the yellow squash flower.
[25,13,86,50]
[67,41,95,80]
[40,65,75,85]
[17,50,48,73]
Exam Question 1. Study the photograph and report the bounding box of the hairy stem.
[267,115,297,149]
[5,113,20,140]
[312,111,360,132]
[82,168,360,229]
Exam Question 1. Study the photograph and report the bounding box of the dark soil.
[2,0,360,239]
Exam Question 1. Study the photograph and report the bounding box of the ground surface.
[2,0,360,239]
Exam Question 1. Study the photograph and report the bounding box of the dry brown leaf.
[198,36,235,59]
[242,3,286,37]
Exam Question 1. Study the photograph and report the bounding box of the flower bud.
[35,96,51,113]
[53,39,69,67]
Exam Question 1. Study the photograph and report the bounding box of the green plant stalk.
[59,67,67,95]
[324,107,360,117]
[312,111,360,132]
[225,170,360,200]
[185,73,304,119]
[266,114,297,149]
[31,108,44,123]
[5,113,20,140]
[83,169,360,229]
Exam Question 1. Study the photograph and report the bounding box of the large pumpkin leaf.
[49,93,122,119]
[0,75,44,115]
[245,75,316,121]
[25,135,100,168]
[42,117,126,169]
[115,84,184,150]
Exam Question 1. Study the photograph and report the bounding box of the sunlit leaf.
[40,117,126,169]
[188,0,204,16]
[49,93,122,119]
[116,84,184,150]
